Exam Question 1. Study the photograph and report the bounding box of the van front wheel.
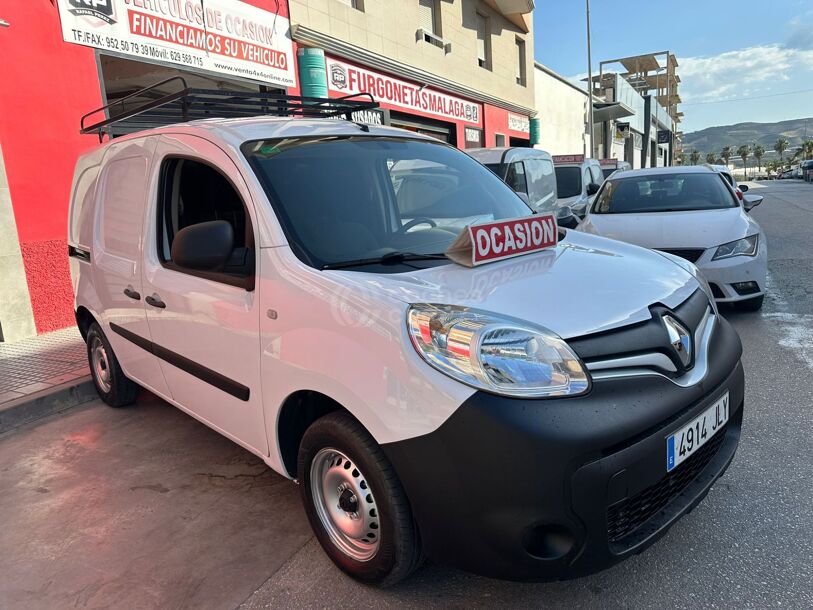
[86,323,140,407]
[298,412,423,587]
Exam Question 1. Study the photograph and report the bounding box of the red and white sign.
[446,215,558,267]
[56,0,296,88]
[553,154,585,165]
[599,158,619,168]
[326,57,482,125]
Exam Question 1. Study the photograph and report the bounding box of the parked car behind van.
[580,166,767,310]
[468,147,558,212]
[553,155,604,217]
[69,86,746,587]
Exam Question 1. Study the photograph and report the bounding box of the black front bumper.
[382,315,744,581]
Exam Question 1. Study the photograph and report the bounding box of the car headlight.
[712,235,759,261]
[407,304,589,398]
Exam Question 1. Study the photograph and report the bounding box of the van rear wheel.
[86,322,140,407]
[298,411,423,587]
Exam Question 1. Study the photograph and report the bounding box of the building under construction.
[590,52,682,168]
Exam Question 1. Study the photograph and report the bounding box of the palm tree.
[753,145,765,173]
[706,153,717,165]
[689,150,701,166]
[721,146,733,168]
[676,151,687,165]
[774,137,789,164]
[803,140,813,159]
[737,145,751,179]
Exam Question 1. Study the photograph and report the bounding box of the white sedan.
[579,166,767,311]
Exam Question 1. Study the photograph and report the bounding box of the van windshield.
[243,137,533,270]
[555,166,582,198]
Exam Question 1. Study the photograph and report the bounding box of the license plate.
[667,391,729,472]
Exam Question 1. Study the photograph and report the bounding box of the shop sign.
[657,130,673,144]
[326,108,390,126]
[56,0,296,88]
[507,113,530,134]
[553,154,585,164]
[446,215,558,267]
[326,57,482,125]
[464,126,484,149]
[599,159,618,168]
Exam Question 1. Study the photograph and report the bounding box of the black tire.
[298,411,423,587]
[736,294,764,312]
[86,322,140,407]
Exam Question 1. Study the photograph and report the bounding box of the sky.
[533,0,813,134]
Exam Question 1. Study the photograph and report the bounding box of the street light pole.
[586,0,595,159]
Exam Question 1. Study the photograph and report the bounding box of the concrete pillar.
[0,141,36,342]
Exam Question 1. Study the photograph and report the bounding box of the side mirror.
[556,205,579,229]
[739,184,749,193]
[743,195,763,212]
[587,182,600,196]
[171,220,234,271]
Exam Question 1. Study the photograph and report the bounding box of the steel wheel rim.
[310,447,381,562]
[90,336,112,393]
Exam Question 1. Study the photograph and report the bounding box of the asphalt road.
[1,181,811,609]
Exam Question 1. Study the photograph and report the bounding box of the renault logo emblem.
[663,315,692,368]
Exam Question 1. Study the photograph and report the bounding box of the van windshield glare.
[242,137,534,271]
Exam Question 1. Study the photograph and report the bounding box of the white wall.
[534,63,589,156]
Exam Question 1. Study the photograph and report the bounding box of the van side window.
[157,158,255,287]
[524,158,556,208]
[505,161,528,195]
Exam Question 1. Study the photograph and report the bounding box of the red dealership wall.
[0,1,104,333]
[0,0,290,334]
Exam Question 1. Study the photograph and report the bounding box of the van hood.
[580,207,755,250]
[332,230,699,339]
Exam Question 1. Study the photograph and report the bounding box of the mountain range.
[683,117,813,159]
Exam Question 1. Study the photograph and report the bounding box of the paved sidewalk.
[0,327,88,404]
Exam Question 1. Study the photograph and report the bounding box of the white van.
[69,86,745,586]
[467,147,558,213]
[552,155,605,217]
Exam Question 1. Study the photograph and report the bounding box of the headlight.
[712,235,759,261]
[407,305,589,398]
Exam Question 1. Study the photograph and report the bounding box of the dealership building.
[0,0,536,341]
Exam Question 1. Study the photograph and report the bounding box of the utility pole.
[586,0,595,159]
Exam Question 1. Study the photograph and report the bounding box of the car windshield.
[555,166,582,198]
[243,137,533,270]
[592,173,738,214]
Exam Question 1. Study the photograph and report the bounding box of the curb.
[0,377,97,434]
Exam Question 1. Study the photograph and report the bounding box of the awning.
[592,101,634,123]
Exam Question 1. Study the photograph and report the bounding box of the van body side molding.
[109,323,250,401]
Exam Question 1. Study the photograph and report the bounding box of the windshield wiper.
[322,252,448,270]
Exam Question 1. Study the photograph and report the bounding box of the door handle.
[145,294,166,309]
[123,286,141,300]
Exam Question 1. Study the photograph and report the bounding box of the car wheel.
[86,322,140,407]
[298,411,423,587]
[736,295,764,312]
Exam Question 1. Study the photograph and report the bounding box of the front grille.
[658,248,705,263]
[606,426,727,544]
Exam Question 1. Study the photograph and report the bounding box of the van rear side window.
[157,158,255,288]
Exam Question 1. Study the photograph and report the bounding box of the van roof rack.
[80,76,380,142]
